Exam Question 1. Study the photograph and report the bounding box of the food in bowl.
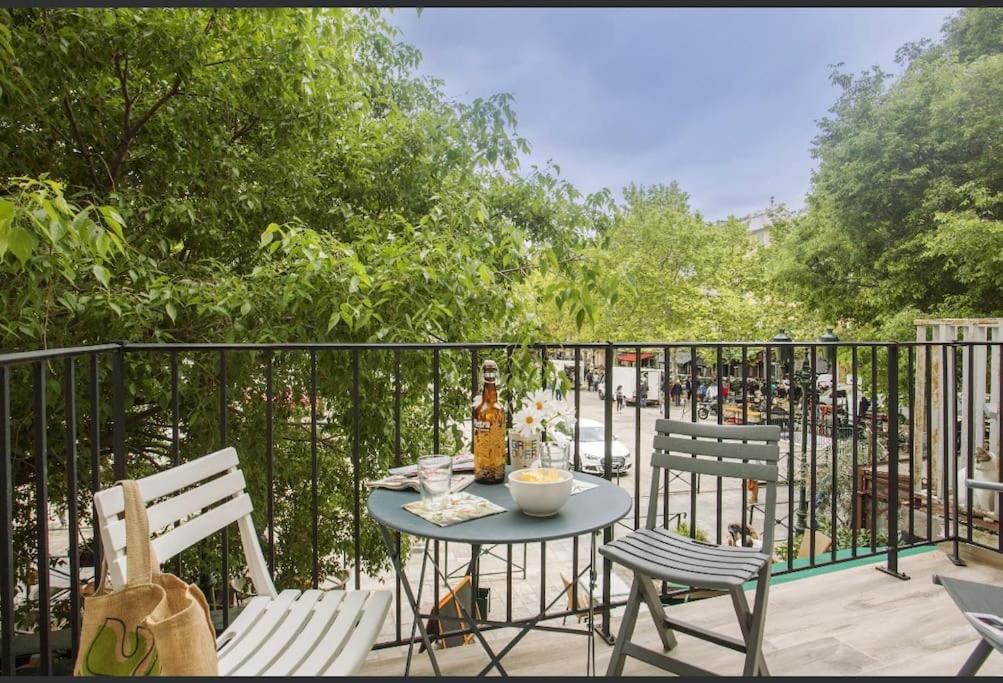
[508,467,574,517]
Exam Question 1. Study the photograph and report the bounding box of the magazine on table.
[366,472,475,493]
[386,452,474,478]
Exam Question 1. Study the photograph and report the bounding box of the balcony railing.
[1,339,1000,674]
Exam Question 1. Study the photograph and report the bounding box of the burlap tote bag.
[75,480,219,676]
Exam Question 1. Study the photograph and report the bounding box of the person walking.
[585,369,594,392]
[639,377,649,408]
[684,377,692,401]
[671,379,683,406]
[697,381,707,402]
[615,385,625,413]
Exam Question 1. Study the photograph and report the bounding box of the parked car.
[551,417,632,475]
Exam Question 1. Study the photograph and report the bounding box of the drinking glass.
[539,441,570,470]
[418,455,453,510]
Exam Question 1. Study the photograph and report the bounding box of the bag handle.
[120,480,160,586]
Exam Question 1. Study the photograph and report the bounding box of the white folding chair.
[93,447,391,676]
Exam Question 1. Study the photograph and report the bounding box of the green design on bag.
[80,617,160,676]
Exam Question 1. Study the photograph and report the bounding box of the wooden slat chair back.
[601,419,781,677]
[93,447,390,676]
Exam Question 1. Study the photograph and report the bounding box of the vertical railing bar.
[432,348,440,612]
[870,346,878,554]
[64,358,81,657]
[265,351,275,573]
[944,344,957,560]
[998,342,1003,553]
[539,542,547,615]
[830,344,837,562]
[634,345,641,495]
[602,343,614,639]
[573,347,581,610]
[690,345,698,540]
[809,348,817,565]
[170,352,182,577]
[352,349,362,589]
[907,346,915,544]
[219,350,230,628]
[394,349,402,642]
[309,350,319,589]
[885,345,902,577]
[741,347,748,547]
[966,343,974,543]
[506,544,513,623]
[33,361,51,674]
[925,343,933,543]
[0,366,11,676]
[112,346,125,481]
[787,345,796,572]
[715,347,723,546]
[851,346,859,556]
[89,354,101,579]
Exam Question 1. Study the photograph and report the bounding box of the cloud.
[390,8,954,220]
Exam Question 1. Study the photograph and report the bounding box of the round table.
[367,471,632,677]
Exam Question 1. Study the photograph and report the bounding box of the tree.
[768,8,1003,338]
[0,7,616,637]
[546,182,819,345]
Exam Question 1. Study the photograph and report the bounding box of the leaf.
[326,310,340,332]
[92,264,111,287]
[478,263,492,285]
[165,302,177,322]
[8,226,36,264]
[240,301,252,316]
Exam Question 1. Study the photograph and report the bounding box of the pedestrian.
[615,385,625,413]
[697,381,707,402]
[858,395,870,423]
[671,379,683,406]
[585,369,593,392]
[684,377,692,401]
[722,383,730,400]
[639,377,648,408]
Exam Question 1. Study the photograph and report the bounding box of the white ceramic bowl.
[508,468,574,517]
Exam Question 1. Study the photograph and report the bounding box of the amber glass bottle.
[472,360,506,484]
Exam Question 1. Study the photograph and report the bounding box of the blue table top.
[366,470,632,544]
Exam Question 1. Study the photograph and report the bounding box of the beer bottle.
[472,360,506,484]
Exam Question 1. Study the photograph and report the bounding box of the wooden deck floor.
[360,543,1003,676]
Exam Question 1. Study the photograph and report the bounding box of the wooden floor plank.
[360,545,1003,677]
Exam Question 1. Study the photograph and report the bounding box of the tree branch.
[60,95,104,188]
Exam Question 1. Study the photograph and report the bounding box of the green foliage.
[555,182,820,345]
[768,8,1003,337]
[0,7,615,630]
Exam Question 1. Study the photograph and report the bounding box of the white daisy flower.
[526,389,555,416]
[513,406,544,438]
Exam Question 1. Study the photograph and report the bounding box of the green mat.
[744,544,935,590]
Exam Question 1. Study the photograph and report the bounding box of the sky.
[389,8,956,221]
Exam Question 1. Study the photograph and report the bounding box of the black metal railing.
[0,339,1000,674]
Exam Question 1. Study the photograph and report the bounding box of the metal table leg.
[378,525,441,676]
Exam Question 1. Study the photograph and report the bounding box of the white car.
[552,418,632,476]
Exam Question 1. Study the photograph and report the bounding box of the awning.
[616,351,655,363]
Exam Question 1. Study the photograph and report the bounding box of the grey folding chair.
[932,478,1003,676]
[601,419,780,677]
